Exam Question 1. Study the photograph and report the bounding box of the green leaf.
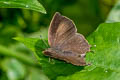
[15,22,120,80]
[14,37,47,60]
[0,0,46,14]
[86,23,120,71]
[14,37,84,79]
[57,67,120,80]
[56,22,120,80]
[106,0,120,23]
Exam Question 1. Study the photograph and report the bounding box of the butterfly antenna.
[40,35,49,48]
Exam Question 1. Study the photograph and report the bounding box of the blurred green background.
[0,0,118,80]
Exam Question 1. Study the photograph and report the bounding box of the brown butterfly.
[43,12,90,66]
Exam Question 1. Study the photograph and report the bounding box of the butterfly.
[43,12,90,66]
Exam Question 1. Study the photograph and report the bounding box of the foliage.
[86,23,120,71]
[106,0,120,22]
[57,67,120,80]
[14,37,84,79]
[15,22,120,80]
[0,0,46,13]
[57,22,120,80]
[0,0,120,80]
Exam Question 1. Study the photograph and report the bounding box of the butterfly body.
[44,47,87,66]
[43,12,90,66]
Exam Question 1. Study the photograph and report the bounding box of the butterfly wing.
[48,12,77,47]
[60,33,90,54]
[46,12,90,66]
[48,12,90,54]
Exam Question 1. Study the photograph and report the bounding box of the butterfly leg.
[87,44,96,53]
[49,57,55,64]
[48,57,51,62]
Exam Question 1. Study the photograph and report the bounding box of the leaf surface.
[0,0,46,13]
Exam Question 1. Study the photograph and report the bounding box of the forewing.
[48,12,77,47]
